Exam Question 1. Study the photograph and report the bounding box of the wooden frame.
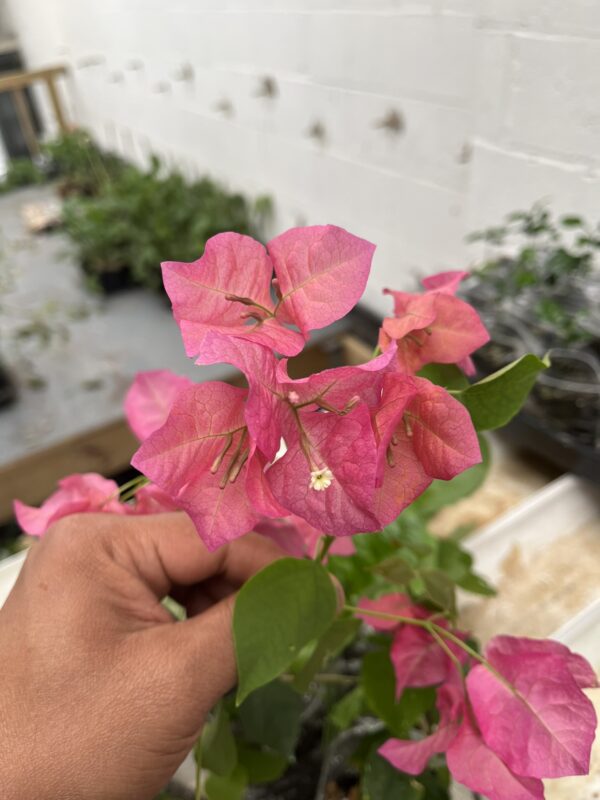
[0,65,68,159]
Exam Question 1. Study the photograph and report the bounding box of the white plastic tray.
[461,472,600,657]
[0,550,26,608]
[464,473,600,580]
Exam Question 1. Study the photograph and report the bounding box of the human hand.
[0,512,284,800]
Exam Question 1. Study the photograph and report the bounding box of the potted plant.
[464,206,600,470]
[42,129,125,198]
[61,151,272,295]
[0,359,16,408]
[13,226,596,800]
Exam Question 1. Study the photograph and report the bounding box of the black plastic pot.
[81,261,137,295]
[0,362,17,410]
[529,349,600,447]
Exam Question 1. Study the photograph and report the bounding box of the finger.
[104,512,286,598]
[162,568,345,702]
[164,593,239,700]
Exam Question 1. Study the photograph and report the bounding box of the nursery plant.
[466,204,600,348]
[62,154,272,293]
[465,205,600,453]
[43,129,126,197]
[14,226,597,800]
[0,157,46,193]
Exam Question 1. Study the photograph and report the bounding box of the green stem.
[281,672,356,686]
[119,478,150,504]
[194,744,203,800]
[316,535,335,564]
[344,605,429,629]
[347,604,517,696]
[118,475,149,496]
[428,623,514,693]
[427,625,463,672]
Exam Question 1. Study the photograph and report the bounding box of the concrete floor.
[0,184,231,469]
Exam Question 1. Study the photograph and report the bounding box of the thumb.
[162,566,346,707]
[168,594,239,702]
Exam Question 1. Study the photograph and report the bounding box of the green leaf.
[456,354,549,430]
[363,750,425,799]
[361,650,435,737]
[411,434,490,518]
[373,556,415,586]
[233,558,338,703]
[204,765,247,800]
[236,744,288,784]
[293,616,360,692]
[238,680,303,758]
[458,571,496,596]
[419,766,452,799]
[422,569,457,615]
[560,215,584,228]
[436,539,473,582]
[198,702,237,778]
[328,686,365,731]
[417,363,469,391]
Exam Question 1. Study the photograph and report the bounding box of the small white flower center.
[309,467,334,491]
[287,390,300,404]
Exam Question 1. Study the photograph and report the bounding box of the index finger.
[112,512,285,598]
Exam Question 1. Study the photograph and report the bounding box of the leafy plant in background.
[42,129,126,197]
[0,130,272,296]
[466,204,600,347]
[14,226,596,800]
[465,205,600,451]
[0,157,46,193]
[62,153,272,292]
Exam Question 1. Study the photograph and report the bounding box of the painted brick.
[466,141,600,233]
[506,35,600,163]
[5,0,600,310]
[307,13,475,105]
[480,0,600,35]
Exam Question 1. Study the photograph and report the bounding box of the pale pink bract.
[13,473,125,537]
[162,226,374,359]
[379,683,463,775]
[380,269,489,375]
[124,369,194,441]
[446,718,545,800]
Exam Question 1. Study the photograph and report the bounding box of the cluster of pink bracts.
[18,226,489,549]
[13,226,598,799]
[359,594,598,800]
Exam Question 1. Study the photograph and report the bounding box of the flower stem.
[316,535,335,564]
[346,604,517,695]
[119,478,150,503]
[427,625,463,672]
[194,744,203,800]
[344,605,428,629]
[118,475,148,496]
[281,672,356,686]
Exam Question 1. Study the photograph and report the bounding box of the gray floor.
[0,185,231,468]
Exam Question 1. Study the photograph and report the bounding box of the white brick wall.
[5,0,600,315]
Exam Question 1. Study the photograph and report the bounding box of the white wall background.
[5,0,600,315]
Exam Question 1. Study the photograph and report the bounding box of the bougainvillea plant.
[15,226,596,800]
